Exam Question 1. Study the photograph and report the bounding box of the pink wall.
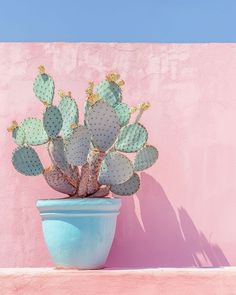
[0,43,235,267]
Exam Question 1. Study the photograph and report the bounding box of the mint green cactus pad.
[12,127,25,145]
[12,146,44,176]
[21,118,48,145]
[134,145,158,171]
[33,73,54,105]
[86,100,120,151]
[96,80,121,106]
[58,96,78,139]
[98,152,133,185]
[48,138,69,172]
[44,166,76,195]
[111,173,140,196]
[43,106,63,138]
[114,103,130,126]
[65,126,91,166]
[115,123,148,152]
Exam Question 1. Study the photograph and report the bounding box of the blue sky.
[1,0,236,42]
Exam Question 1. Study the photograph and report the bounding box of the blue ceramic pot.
[36,198,121,269]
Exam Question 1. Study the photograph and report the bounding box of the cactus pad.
[12,127,25,145]
[86,100,120,151]
[44,166,76,195]
[43,106,63,138]
[111,173,140,196]
[134,145,158,171]
[33,73,54,105]
[48,138,69,172]
[21,118,48,145]
[65,126,91,166]
[96,80,121,106]
[58,96,79,139]
[12,146,44,176]
[115,123,148,152]
[114,103,130,126]
[98,152,133,185]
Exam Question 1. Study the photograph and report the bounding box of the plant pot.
[36,198,121,269]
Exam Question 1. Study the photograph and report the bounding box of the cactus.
[134,145,158,171]
[58,94,79,140]
[110,173,140,196]
[33,66,54,106]
[64,126,91,166]
[115,123,148,152]
[96,77,122,106]
[86,100,120,152]
[44,166,77,196]
[12,146,44,176]
[43,106,63,139]
[98,152,133,185]
[114,103,131,126]
[21,118,49,145]
[48,137,69,172]
[9,68,158,198]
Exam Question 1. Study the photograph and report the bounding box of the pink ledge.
[1,268,236,295]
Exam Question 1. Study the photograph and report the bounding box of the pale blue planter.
[36,198,121,269]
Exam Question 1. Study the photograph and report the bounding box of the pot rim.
[36,197,122,214]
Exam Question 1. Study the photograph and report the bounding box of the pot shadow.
[107,172,230,268]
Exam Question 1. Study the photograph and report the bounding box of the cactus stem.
[68,91,72,97]
[38,65,45,74]
[7,120,18,132]
[135,102,151,123]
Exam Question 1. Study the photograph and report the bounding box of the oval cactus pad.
[58,96,79,140]
[33,73,54,105]
[115,123,148,152]
[12,127,25,145]
[134,145,158,171]
[48,138,69,172]
[114,103,130,126]
[43,106,63,138]
[98,152,133,185]
[12,146,44,176]
[44,166,76,195]
[111,173,140,196]
[96,80,121,106]
[65,126,91,166]
[86,100,120,151]
[21,118,48,145]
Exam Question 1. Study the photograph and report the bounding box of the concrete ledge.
[1,267,236,295]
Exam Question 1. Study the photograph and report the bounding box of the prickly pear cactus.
[12,146,44,176]
[44,166,76,196]
[111,173,140,196]
[33,66,54,106]
[58,95,79,140]
[21,118,49,145]
[86,100,120,151]
[114,103,130,126]
[134,145,158,171]
[98,152,133,185]
[43,106,63,139]
[115,123,148,152]
[48,137,69,172]
[65,126,91,166]
[12,126,25,145]
[9,68,158,199]
[96,80,121,106]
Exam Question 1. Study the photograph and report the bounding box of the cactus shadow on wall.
[107,172,230,268]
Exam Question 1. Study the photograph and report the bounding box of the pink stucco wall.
[0,43,235,267]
